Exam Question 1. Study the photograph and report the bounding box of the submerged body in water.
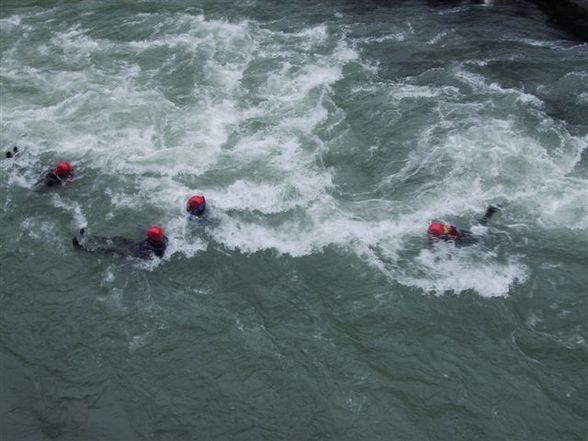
[0,1,586,440]
[186,194,206,217]
[72,226,168,259]
[4,150,74,188]
[40,161,74,188]
[428,206,500,246]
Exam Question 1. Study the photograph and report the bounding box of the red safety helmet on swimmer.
[146,225,164,242]
[53,161,71,177]
[187,195,205,209]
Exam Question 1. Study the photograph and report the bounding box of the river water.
[1,1,587,440]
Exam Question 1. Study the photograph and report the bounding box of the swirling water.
[1,1,587,440]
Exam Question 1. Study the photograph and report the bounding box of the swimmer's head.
[428,222,458,239]
[146,225,164,243]
[186,194,206,215]
[53,161,71,177]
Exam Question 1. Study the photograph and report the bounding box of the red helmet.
[187,195,205,208]
[53,161,71,177]
[428,222,459,239]
[428,223,445,236]
[146,225,164,242]
[186,194,206,213]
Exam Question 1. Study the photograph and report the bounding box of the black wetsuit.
[132,238,168,259]
[188,205,206,217]
[452,230,478,247]
[478,206,499,226]
[44,171,73,187]
[73,230,168,259]
[436,206,500,246]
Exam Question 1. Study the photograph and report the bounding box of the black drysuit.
[73,230,168,259]
[44,171,73,187]
[437,206,500,246]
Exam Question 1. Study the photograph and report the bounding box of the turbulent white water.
[2,2,587,440]
[2,7,587,298]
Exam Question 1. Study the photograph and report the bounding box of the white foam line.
[454,68,544,108]
[51,194,88,228]
[6,7,583,299]
[396,247,528,298]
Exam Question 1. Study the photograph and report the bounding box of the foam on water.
[349,61,586,295]
[3,5,588,440]
[2,7,586,297]
[397,244,529,297]
[50,194,87,228]
[453,68,545,107]
[208,197,406,257]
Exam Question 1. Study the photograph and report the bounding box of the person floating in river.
[427,205,500,246]
[186,194,206,217]
[5,150,74,188]
[72,225,168,259]
[38,160,74,187]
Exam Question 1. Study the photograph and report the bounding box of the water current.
[1,1,587,440]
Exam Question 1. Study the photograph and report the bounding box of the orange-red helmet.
[186,194,206,215]
[146,225,164,242]
[428,223,445,236]
[428,222,458,239]
[53,161,71,177]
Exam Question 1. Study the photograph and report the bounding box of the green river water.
[1,1,587,440]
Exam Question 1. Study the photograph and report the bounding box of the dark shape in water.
[527,0,588,41]
[72,227,168,259]
[428,205,500,246]
[5,146,18,159]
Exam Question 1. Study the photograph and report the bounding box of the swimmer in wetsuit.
[38,160,74,187]
[72,225,168,259]
[186,194,206,217]
[427,205,500,246]
[5,150,74,188]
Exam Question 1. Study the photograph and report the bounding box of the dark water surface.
[1,1,587,440]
